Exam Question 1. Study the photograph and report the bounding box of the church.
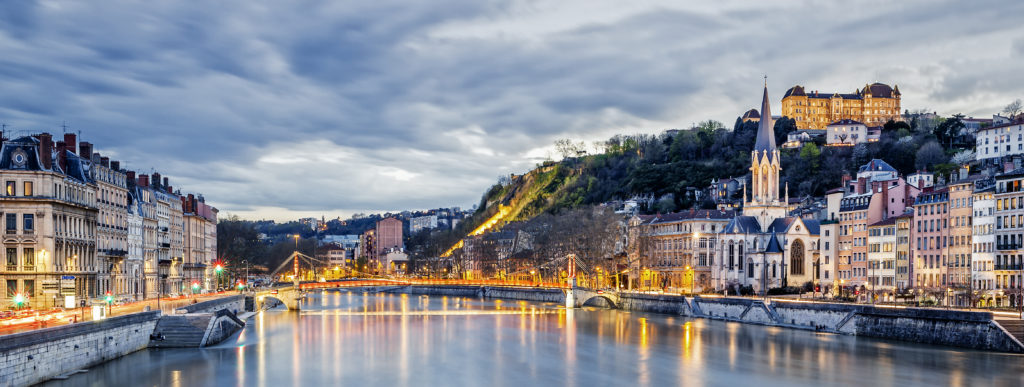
[714,84,821,294]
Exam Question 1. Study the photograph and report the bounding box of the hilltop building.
[782,82,901,130]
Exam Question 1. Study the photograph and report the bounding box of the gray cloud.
[0,0,1022,220]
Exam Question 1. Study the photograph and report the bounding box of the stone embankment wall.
[389,286,1024,353]
[0,311,160,386]
[175,295,245,315]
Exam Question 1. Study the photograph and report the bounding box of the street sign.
[61,275,76,280]
[64,295,76,308]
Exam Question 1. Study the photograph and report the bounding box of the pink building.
[375,217,404,262]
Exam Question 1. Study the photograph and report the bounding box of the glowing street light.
[13,293,26,308]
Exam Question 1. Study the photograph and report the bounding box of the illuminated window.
[5,181,13,196]
[23,181,32,196]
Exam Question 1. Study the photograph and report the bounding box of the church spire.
[753,81,775,153]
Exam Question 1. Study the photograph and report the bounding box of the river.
[45,291,1024,386]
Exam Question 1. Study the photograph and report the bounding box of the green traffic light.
[13,293,25,306]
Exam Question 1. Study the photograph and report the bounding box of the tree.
[554,139,586,159]
[773,116,797,148]
[883,119,911,132]
[950,149,975,167]
[1004,99,1022,119]
[934,114,966,147]
[915,141,947,171]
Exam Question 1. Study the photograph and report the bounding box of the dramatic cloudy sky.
[1,0,1022,221]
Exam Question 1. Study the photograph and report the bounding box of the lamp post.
[685,265,694,296]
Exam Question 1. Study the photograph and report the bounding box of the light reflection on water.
[46,291,1024,387]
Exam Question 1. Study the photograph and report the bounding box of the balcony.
[100,248,129,258]
[160,242,171,248]
[997,243,1023,251]
[5,265,16,271]
[995,264,1023,271]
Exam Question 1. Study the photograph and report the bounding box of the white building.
[867,218,897,295]
[409,215,438,234]
[826,119,872,146]
[972,184,996,305]
[907,172,934,189]
[126,188,145,301]
[975,123,1024,165]
[92,155,131,301]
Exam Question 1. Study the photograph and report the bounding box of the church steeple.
[745,80,787,227]
[753,83,776,153]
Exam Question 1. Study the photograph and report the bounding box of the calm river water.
[46,291,1024,386]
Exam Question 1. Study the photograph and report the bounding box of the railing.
[995,264,1023,270]
[997,243,1023,250]
[297,279,569,290]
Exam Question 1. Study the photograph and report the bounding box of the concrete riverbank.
[0,311,160,386]
[0,295,250,386]
[383,285,1024,353]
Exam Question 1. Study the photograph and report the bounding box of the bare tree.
[1004,99,1022,119]
[554,138,586,159]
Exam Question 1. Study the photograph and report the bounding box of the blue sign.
[61,275,76,280]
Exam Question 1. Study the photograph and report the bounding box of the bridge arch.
[570,288,619,309]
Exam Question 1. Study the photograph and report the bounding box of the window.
[23,214,33,233]
[5,280,15,297]
[5,181,13,196]
[23,181,32,196]
[5,248,15,268]
[23,247,34,267]
[5,213,15,233]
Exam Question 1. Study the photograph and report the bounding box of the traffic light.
[105,291,113,304]
[215,264,224,274]
[236,281,245,290]
[192,281,201,290]
[13,293,25,307]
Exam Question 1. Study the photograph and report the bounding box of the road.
[0,292,241,336]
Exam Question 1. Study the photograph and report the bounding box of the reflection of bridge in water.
[253,279,620,311]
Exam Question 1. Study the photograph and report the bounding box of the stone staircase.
[149,315,212,348]
[995,318,1024,346]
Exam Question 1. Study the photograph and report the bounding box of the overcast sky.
[1,0,1021,221]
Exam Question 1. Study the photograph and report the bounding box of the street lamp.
[13,293,26,310]
[215,263,224,290]
[685,265,694,296]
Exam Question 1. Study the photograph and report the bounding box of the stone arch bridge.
[567,288,620,308]
[254,286,306,310]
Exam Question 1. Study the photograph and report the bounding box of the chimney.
[163,177,169,188]
[110,161,120,171]
[167,185,173,194]
[92,152,100,163]
[152,173,162,189]
[856,177,867,195]
[139,174,150,187]
[126,170,135,183]
[38,133,53,170]
[959,167,968,181]
[100,157,109,168]
[63,134,77,154]
[78,141,92,159]
[56,141,68,172]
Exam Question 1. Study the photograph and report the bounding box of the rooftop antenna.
[764,74,767,87]
[61,120,68,133]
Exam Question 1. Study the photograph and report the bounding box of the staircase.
[995,318,1024,346]
[149,315,212,348]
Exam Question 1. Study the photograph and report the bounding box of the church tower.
[744,81,788,229]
